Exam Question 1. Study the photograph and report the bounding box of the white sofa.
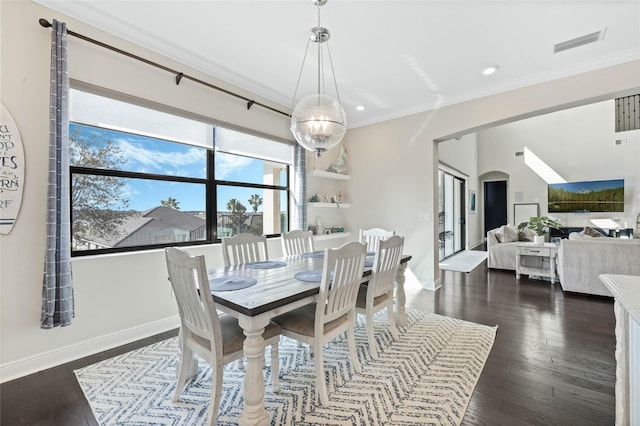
[487,225,539,271]
[557,234,640,297]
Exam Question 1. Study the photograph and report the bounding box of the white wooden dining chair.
[281,229,315,257]
[356,235,404,359]
[164,247,281,425]
[273,241,366,406]
[359,227,395,252]
[221,232,269,266]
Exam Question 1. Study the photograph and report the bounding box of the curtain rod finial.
[39,18,52,28]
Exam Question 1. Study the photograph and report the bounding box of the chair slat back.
[165,247,221,346]
[221,233,269,266]
[369,236,404,298]
[317,241,366,325]
[359,227,395,252]
[282,230,315,257]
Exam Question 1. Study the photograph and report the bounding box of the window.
[69,88,292,255]
[214,128,290,238]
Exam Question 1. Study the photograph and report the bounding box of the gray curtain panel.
[294,144,307,231]
[41,19,74,329]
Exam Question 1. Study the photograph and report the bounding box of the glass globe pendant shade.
[290,93,347,157]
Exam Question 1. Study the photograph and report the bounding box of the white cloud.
[215,153,252,179]
[116,139,204,174]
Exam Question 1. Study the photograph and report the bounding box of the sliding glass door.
[438,170,466,261]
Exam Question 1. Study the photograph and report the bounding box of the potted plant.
[518,216,561,245]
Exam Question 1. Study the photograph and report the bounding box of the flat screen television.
[548,179,624,213]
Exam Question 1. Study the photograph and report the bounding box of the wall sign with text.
[0,103,25,235]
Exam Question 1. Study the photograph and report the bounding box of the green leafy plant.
[226,198,248,235]
[518,216,561,236]
[160,197,180,210]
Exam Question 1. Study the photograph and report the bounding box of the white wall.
[478,100,640,229]
[343,61,639,290]
[1,1,639,381]
[0,1,293,382]
[438,134,482,248]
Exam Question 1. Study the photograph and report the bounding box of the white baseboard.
[469,240,485,250]
[419,278,442,291]
[0,315,180,384]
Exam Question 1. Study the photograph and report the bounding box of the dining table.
[207,251,412,426]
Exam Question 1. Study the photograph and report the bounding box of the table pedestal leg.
[394,263,408,326]
[238,325,269,426]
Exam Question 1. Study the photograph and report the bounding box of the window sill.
[313,232,352,241]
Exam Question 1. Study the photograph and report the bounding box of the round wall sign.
[0,103,25,235]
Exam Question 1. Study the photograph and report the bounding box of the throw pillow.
[505,224,520,242]
[581,226,606,238]
[494,226,507,243]
[518,227,536,242]
[495,224,519,243]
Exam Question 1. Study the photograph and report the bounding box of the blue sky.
[70,123,282,212]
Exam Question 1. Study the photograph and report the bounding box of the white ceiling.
[35,1,640,129]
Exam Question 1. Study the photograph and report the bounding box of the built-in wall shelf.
[309,169,351,180]
[307,202,351,208]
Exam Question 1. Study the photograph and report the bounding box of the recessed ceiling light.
[356,105,366,111]
[482,66,499,76]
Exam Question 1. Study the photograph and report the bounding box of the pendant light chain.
[317,4,322,95]
[315,2,342,106]
[325,40,343,110]
[317,28,322,95]
[290,38,312,110]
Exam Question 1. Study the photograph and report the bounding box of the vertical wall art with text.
[0,103,25,234]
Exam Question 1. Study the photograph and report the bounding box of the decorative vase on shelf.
[533,235,545,245]
[326,145,348,174]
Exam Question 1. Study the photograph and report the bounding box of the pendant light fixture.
[290,0,346,157]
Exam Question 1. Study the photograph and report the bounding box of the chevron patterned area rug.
[75,309,497,425]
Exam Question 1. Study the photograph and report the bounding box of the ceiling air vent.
[553,30,604,53]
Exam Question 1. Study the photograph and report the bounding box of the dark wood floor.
[1,261,616,425]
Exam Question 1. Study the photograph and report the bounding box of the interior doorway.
[438,170,466,261]
[484,180,507,234]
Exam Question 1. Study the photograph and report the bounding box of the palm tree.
[160,197,180,210]
[226,198,248,235]
[248,194,263,213]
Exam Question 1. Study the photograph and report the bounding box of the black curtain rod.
[39,18,290,118]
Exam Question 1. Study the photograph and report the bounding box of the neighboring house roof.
[140,206,206,228]
[84,206,206,248]
[247,212,262,227]
[79,208,267,249]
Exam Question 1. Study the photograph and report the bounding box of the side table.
[515,242,558,284]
